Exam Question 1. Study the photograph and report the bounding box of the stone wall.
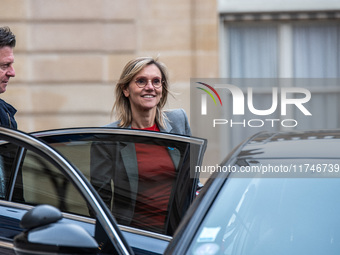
[0,0,218,132]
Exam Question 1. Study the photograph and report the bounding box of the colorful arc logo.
[196,82,222,115]
[196,82,223,106]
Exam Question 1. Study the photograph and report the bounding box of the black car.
[6,128,340,254]
[166,130,340,255]
[0,127,206,254]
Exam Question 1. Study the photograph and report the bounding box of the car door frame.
[31,127,207,252]
[0,127,133,255]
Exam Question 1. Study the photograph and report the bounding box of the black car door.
[0,127,132,254]
[32,128,207,253]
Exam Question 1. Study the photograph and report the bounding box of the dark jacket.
[90,109,191,225]
[0,99,17,129]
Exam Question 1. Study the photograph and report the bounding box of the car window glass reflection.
[189,176,340,255]
[40,132,196,236]
[12,150,90,217]
[90,140,182,234]
[0,142,19,200]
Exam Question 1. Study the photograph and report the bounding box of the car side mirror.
[14,204,99,255]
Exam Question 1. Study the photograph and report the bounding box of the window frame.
[0,127,132,254]
[31,127,207,237]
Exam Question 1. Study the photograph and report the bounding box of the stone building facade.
[1,0,218,132]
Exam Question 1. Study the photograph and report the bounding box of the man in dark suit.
[0,26,17,129]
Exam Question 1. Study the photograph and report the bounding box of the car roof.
[237,129,340,159]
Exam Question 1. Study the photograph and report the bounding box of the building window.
[220,14,340,148]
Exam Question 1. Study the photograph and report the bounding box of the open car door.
[32,127,207,254]
[0,127,132,254]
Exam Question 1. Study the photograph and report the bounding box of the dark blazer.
[0,99,17,129]
[90,109,191,225]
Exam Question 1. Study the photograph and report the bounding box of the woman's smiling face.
[123,64,163,113]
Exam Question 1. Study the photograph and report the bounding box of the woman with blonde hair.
[108,56,191,134]
[91,56,191,234]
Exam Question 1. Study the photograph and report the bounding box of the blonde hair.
[113,56,170,128]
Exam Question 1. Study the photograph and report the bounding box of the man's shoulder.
[0,98,16,114]
[0,98,7,107]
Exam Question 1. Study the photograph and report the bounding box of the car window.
[0,142,20,200]
[188,167,340,255]
[12,150,91,217]
[0,141,93,243]
[0,129,136,254]
[35,129,206,236]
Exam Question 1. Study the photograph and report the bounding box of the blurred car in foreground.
[0,127,206,254]
[166,130,340,255]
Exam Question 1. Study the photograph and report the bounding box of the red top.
[130,124,176,233]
